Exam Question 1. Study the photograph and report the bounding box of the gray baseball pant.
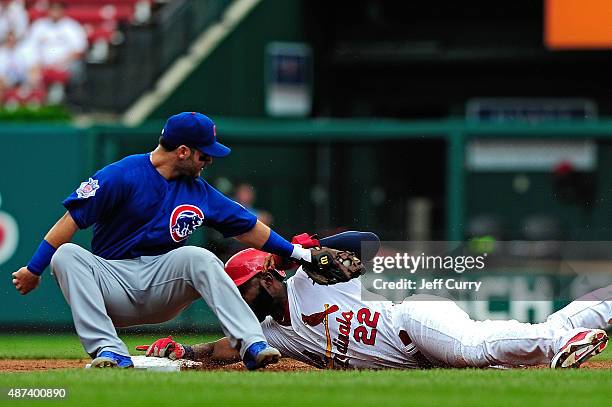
[50,243,266,359]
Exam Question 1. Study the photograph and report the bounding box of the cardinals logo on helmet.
[169,204,205,242]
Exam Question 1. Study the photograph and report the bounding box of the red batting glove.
[136,336,186,360]
[291,233,321,248]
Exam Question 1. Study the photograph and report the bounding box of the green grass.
[0,367,610,407]
[0,334,610,407]
[2,333,609,361]
[0,334,221,359]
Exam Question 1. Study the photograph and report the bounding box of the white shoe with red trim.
[550,329,608,368]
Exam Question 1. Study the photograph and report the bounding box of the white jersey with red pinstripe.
[261,268,421,369]
[262,270,611,369]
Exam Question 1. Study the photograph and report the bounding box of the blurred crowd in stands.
[0,0,151,107]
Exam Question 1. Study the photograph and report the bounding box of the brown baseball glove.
[301,247,364,285]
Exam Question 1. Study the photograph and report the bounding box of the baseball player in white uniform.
[140,238,610,369]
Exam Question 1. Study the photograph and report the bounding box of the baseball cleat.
[91,351,134,368]
[550,329,608,369]
[242,341,281,370]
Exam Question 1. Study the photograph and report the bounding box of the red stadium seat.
[42,68,70,85]
[83,21,117,43]
[27,0,148,5]
[3,86,47,106]
[26,1,149,24]
[27,7,46,22]
[67,5,134,24]
[59,0,145,4]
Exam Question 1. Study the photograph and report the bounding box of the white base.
[85,356,203,371]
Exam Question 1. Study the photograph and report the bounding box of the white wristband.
[290,244,312,263]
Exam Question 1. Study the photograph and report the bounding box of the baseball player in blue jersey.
[11,112,334,370]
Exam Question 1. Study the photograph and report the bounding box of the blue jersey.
[63,153,257,259]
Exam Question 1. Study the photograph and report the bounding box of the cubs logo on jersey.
[169,204,205,242]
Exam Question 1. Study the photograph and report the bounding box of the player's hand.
[136,336,186,360]
[264,253,285,271]
[12,267,41,295]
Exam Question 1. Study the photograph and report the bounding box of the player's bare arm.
[138,336,240,364]
[12,211,78,295]
[193,338,240,363]
[234,220,271,248]
[44,211,80,247]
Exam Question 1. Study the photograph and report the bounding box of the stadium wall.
[3,119,612,329]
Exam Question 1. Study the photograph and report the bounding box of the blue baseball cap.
[161,112,231,157]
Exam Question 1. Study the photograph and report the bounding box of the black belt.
[399,330,434,369]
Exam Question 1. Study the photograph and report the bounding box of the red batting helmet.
[225,248,286,287]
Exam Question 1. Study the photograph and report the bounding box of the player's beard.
[250,288,276,322]
[176,159,203,179]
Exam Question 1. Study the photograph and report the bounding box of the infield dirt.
[0,358,314,372]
